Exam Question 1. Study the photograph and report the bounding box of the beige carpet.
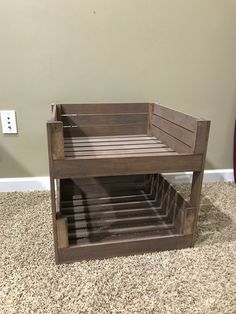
[0,182,236,313]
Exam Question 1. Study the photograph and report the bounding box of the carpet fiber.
[0,183,236,313]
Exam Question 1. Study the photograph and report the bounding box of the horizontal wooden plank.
[61,198,161,213]
[63,124,147,137]
[61,175,144,186]
[64,139,161,147]
[152,115,195,147]
[61,181,144,199]
[64,151,178,158]
[61,193,155,207]
[151,125,193,154]
[60,103,149,114]
[67,215,171,230]
[68,223,174,240]
[64,143,168,152]
[154,103,198,132]
[64,135,156,142]
[62,206,163,219]
[62,113,147,126]
[52,154,203,178]
[58,235,192,263]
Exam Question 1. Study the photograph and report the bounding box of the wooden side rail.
[149,103,210,155]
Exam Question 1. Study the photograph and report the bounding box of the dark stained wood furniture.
[47,103,210,264]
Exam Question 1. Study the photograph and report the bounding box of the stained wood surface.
[53,154,202,178]
[63,124,147,137]
[48,121,64,160]
[60,103,149,114]
[63,134,177,158]
[153,103,199,132]
[58,235,193,263]
[56,218,69,249]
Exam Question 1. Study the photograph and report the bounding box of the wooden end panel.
[56,218,69,249]
[153,103,198,132]
[150,103,200,154]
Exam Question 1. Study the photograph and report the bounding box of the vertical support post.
[189,120,210,242]
[50,122,64,160]
[47,117,65,264]
[147,103,154,136]
[144,103,155,197]
[47,122,59,263]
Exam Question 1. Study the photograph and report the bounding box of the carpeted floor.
[0,182,236,313]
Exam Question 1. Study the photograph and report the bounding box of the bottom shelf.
[54,174,194,263]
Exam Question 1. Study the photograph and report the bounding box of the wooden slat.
[61,181,144,198]
[64,135,156,142]
[63,124,147,137]
[65,151,178,158]
[64,139,161,147]
[62,113,147,126]
[61,198,161,213]
[64,143,168,152]
[151,125,192,154]
[61,193,155,207]
[52,154,202,178]
[62,206,162,219]
[56,218,69,249]
[60,103,149,114]
[152,115,195,147]
[69,223,174,240]
[153,103,198,132]
[68,215,171,230]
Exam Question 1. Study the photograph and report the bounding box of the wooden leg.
[190,170,204,242]
[50,177,59,264]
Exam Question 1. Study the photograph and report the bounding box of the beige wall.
[0,0,236,177]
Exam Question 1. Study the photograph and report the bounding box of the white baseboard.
[0,169,234,192]
[0,176,50,192]
[164,169,234,184]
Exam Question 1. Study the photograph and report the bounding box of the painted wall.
[0,0,236,177]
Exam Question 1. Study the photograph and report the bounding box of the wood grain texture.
[150,126,193,153]
[153,103,198,132]
[152,114,195,147]
[57,235,193,263]
[60,103,149,114]
[52,154,202,178]
[61,113,147,126]
[56,218,69,249]
[48,121,64,160]
[63,124,147,137]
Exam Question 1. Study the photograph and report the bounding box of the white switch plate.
[0,110,18,134]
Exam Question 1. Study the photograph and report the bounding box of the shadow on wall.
[0,145,32,178]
